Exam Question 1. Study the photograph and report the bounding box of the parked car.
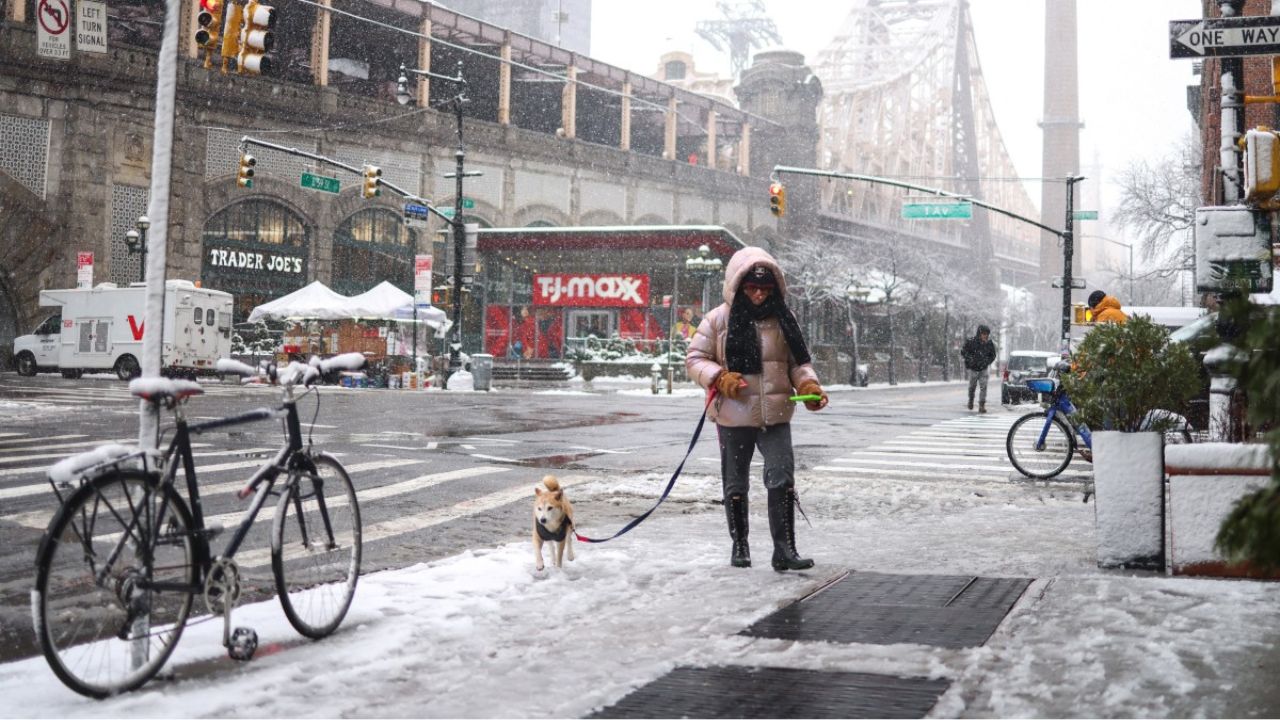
[1001,350,1059,405]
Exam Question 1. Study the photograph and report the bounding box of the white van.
[12,280,233,380]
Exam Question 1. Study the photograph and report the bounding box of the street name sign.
[1170,16,1280,59]
[300,171,340,194]
[439,207,456,219]
[404,202,430,228]
[902,201,972,220]
[1073,210,1098,221]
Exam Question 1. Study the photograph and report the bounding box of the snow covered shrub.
[1216,298,1280,568]
[1061,314,1199,433]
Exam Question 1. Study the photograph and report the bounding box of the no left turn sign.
[37,0,71,60]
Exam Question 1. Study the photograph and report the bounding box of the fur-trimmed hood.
[721,247,788,304]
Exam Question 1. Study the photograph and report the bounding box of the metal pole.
[1061,176,1081,348]
[1128,242,1134,303]
[137,226,148,284]
[412,232,418,369]
[1220,0,1246,203]
[449,62,466,377]
[942,293,950,382]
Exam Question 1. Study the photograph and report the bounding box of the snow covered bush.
[1216,298,1280,568]
[1062,314,1199,433]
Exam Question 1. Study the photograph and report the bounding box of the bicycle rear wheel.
[272,453,361,639]
[1007,411,1075,479]
[34,470,196,698]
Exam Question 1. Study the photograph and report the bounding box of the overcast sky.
[590,0,1204,247]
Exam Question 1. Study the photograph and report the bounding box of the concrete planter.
[1166,443,1276,578]
[1093,430,1165,569]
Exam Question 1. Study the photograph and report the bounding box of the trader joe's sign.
[533,273,649,307]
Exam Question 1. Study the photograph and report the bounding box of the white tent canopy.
[247,281,352,323]
[247,280,448,328]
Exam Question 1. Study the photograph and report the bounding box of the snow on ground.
[4,466,1279,717]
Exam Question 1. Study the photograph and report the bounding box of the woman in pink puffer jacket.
[686,246,827,571]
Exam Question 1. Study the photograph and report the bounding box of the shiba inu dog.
[533,475,575,571]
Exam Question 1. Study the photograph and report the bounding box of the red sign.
[77,251,93,268]
[533,274,649,307]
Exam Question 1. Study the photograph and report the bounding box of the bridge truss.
[813,0,1041,289]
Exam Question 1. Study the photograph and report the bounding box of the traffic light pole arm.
[240,135,453,223]
[770,165,1066,239]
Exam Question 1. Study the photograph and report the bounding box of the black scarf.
[724,291,811,374]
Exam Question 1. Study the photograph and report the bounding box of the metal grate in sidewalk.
[587,665,948,719]
[740,571,1030,649]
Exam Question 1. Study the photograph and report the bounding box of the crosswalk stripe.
[0,448,276,497]
[210,466,518,568]
[0,434,86,447]
[829,457,1012,472]
[814,465,1010,481]
[2,458,437,530]
[883,438,1004,448]
[0,443,215,474]
[850,447,1009,459]
[0,433,24,439]
[0,439,155,459]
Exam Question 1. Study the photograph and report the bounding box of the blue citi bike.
[1005,360,1193,480]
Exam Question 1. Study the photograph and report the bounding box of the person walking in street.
[686,247,827,572]
[1087,289,1128,324]
[961,324,997,413]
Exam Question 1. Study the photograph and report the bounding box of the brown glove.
[715,371,747,400]
[797,381,828,411]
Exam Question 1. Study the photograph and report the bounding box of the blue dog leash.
[575,390,716,544]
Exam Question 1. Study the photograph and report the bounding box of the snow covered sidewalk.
[3,470,1279,717]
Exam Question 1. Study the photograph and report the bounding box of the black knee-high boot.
[768,488,813,571]
[726,495,751,567]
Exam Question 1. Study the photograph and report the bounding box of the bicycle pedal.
[227,627,258,661]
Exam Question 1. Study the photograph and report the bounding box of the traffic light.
[194,0,224,63]
[236,153,255,188]
[236,0,276,75]
[768,182,786,217]
[361,165,382,199]
[1244,127,1280,207]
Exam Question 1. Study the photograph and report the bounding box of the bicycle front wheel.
[1007,412,1075,479]
[34,470,196,698]
[272,453,362,639]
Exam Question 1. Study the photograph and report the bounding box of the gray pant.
[967,368,988,405]
[717,423,794,499]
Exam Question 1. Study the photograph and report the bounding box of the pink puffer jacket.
[685,247,820,428]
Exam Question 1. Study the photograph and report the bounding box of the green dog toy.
[789,394,822,402]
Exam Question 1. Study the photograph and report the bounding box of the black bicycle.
[32,354,366,698]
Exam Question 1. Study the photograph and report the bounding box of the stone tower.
[735,49,823,244]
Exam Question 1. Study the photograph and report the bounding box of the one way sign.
[1170,16,1280,59]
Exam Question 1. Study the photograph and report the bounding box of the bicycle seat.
[128,377,205,403]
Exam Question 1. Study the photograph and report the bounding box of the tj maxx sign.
[533,274,649,307]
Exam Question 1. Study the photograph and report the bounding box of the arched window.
[201,199,310,321]
[332,208,418,295]
[665,60,687,80]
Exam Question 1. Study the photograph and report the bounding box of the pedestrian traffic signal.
[194,0,224,62]
[237,0,275,75]
[237,153,255,188]
[769,182,786,217]
[1244,127,1280,207]
[361,165,382,198]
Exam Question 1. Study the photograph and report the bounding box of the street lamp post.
[846,286,869,387]
[683,244,723,312]
[396,61,472,381]
[123,215,150,283]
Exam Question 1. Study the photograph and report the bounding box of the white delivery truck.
[12,280,234,380]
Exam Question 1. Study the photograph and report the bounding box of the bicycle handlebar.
[216,353,368,388]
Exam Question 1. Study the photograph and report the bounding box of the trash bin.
[471,353,494,391]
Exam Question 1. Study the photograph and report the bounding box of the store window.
[331,208,417,295]
[201,199,310,322]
